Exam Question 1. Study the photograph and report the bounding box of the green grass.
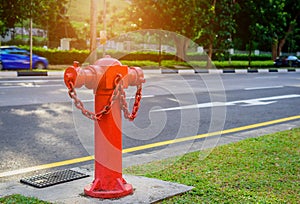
[0,194,50,204]
[123,60,275,69]
[124,60,275,69]
[120,60,159,67]
[214,60,274,68]
[40,60,277,70]
[124,128,300,203]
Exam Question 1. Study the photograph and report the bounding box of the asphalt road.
[1,72,300,180]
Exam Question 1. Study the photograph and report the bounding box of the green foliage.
[124,0,239,63]
[213,60,274,68]
[17,46,89,65]
[234,0,300,55]
[0,194,50,204]
[3,35,47,47]
[120,60,159,68]
[125,128,300,203]
[13,46,273,67]
[0,0,77,48]
[230,54,271,61]
[119,51,174,62]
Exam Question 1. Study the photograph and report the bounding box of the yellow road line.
[1,115,300,178]
[123,115,300,153]
[0,156,94,178]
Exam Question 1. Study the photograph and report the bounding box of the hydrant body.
[64,57,144,198]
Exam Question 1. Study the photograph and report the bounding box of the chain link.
[67,75,142,121]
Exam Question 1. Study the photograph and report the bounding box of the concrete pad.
[0,169,193,204]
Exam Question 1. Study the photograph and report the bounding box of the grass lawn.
[46,60,276,70]
[125,128,300,203]
[1,128,299,203]
[0,194,50,204]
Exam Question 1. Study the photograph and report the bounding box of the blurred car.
[274,55,300,67]
[0,46,48,70]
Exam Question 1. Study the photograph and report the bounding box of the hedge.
[18,46,272,65]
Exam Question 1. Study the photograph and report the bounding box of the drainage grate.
[20,169,89,188]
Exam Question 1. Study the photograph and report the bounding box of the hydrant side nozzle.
[64,66,78,89]
[73,61,80,68]
[128,67,145,86]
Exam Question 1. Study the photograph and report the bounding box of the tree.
[124,0,198,61]
[124,0,238,67]
[234,0,300,61]
[0,0,77,48]
[33,0,78,48]
[0,0,28,37]
[277,0,300,57]
[193,0,238,67]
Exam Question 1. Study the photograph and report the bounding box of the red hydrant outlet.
[64,56,145,199]
[128,66,146,86]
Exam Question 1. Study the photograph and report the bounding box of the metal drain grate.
[20,169,89,188]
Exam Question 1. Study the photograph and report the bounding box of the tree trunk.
[278,12,299,56]
[206,0,216,69]
[206,41,213,69]
[271,38,278,61]
[278,32,289,56]
[248,40,252,68]
[174,36,189,62]
[90,0,98,62]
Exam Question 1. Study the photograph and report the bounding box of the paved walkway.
[0,166,193,203]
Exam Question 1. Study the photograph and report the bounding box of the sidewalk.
[0,165,193,203]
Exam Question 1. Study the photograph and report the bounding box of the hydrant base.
[84,178,133,199]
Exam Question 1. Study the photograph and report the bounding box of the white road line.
[151,94,300,112]
[0,79,62,83]
[168,98,180,102]
[244,86,284,90]
[0,84,63,89]
[255,76,278,79]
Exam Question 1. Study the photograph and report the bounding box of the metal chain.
[118,80,142,121]
[67,75,142,121]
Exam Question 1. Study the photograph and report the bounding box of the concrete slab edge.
[0,172,194,204]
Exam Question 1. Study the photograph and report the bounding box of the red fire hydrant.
[64,56,145,199]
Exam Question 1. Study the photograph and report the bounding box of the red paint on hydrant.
[64,56,145,199]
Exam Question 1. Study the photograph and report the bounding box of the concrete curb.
[175,68,300,74]
[0,68,299,78]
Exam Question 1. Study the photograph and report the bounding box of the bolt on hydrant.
[64,56,145,199]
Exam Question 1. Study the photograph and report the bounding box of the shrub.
[12,46,273,66]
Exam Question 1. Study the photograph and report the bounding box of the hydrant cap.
[94,56,122,67]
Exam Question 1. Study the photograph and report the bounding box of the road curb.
[176,68,300,74]
[1,68,300,78]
